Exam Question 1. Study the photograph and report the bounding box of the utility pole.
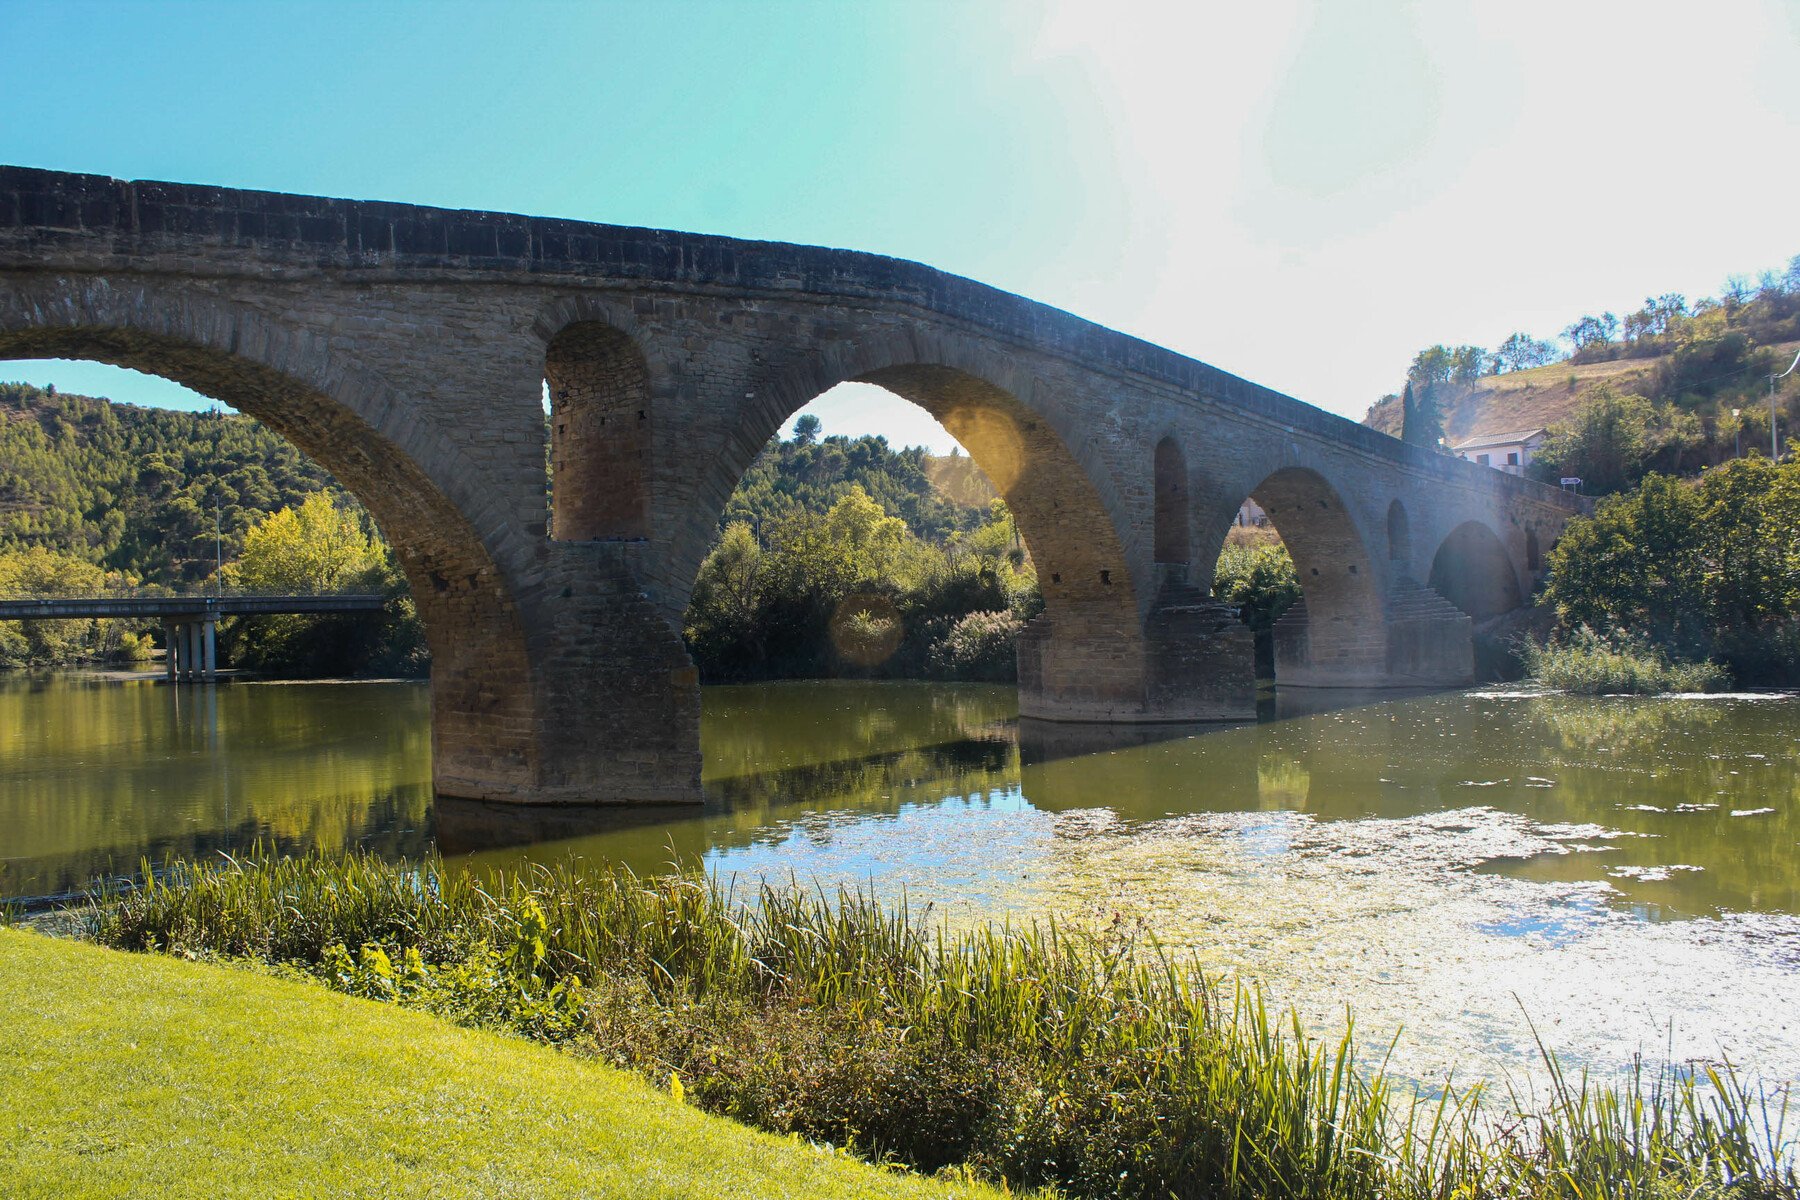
[214,494,223,596]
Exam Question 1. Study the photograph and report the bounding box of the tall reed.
[87,851,1796,1199]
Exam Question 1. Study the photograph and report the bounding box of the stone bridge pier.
[0,169,1586,805]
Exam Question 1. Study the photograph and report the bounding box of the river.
[4,672,1797,1092]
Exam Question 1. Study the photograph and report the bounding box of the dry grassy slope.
[1363,339,1800,444]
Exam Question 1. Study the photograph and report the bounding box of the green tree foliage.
[1543,458,1800,681]
[721,430,992,547]
[1211,542,1300,632]
[1493,332,1558,373]
[219,495,426,678]
[0,547,151,667]
[1530,383,1658,495]
[685,484,1037,682]
[1531,382,1732,495]
[1400,381,1444,450]
[0,382,341,583]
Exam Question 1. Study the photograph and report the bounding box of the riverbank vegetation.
[1521,627,1728,695]
[686,480,1038,683]
[0,928,1009,1200]
[76,850,1799,1200]
[1531,458,1800,688]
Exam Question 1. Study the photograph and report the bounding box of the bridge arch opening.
[1154,436,1189,567]
[1428,520,1522,619]
[681,358,1143,720]
[0,320,537,798]
[1387,499,1411,566]
[544,320,651,541]
[1206,467,1381,682]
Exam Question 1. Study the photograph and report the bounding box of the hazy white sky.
[3,0,1796,453]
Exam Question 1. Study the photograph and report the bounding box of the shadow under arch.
[0,295,538,800]
[1211,466,1385,685]
[1428,519,1522,619]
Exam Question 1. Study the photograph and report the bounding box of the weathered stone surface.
[0,167,1586,803]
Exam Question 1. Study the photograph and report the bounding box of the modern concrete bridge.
[0,593,387,681]
[0,167,1585,805]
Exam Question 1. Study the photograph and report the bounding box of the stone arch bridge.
[0,168,1584,805]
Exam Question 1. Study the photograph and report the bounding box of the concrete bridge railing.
[0,167,1587,804]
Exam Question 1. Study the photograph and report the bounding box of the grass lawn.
[0,930,1009,1199]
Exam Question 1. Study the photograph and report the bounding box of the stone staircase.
[1382,572,1473,684]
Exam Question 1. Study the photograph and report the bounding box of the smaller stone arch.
[1429,520,1523,619]
[1525,527,1542,573]
[1154,436,1190,566]
[1386,499,1412,565]
[1239,466,1385,685]
[544,320,652,541]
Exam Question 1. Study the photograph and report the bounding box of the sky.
[3,0,1797,453]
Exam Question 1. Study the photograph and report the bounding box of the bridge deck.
[0,595,389,620]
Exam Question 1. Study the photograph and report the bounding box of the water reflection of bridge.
[0,594,387,681]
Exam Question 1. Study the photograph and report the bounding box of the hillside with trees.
[1364,254,1800,491]
[1,382,348,581]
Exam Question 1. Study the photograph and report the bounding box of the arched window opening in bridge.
[1387,499,1412,566]
[544,321,651,541]
[1153,437,1189,567]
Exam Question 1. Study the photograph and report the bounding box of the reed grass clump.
[87,851,1796,1200]
[1524,626,1729,695]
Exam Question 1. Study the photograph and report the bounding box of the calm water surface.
[5,672,1797,1089]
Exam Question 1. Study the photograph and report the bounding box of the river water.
[4,672,1797,1092]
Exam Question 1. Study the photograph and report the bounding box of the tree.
[225,492,385,593]
[1561,313,1618,352]
[1401,381,1443,450]
[1408,346,1455,390]
[1532,383,1656,495]
[1450,344,1489,382]
[219,494,422,677]
[1494,332,1558,372]
[1543,473,1706,640]
[791,414,822,446]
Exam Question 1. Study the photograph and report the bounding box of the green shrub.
[84,852,1796,1200]
[1523,626,1729,694]
[927,609,1023,682]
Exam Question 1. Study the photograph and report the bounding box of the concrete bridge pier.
[162,616,217,683]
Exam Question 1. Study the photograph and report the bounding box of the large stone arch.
[687,328,1142,624]
[678,327,1172,721]
[1428,519,1523,619]
[0,279,539,800]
